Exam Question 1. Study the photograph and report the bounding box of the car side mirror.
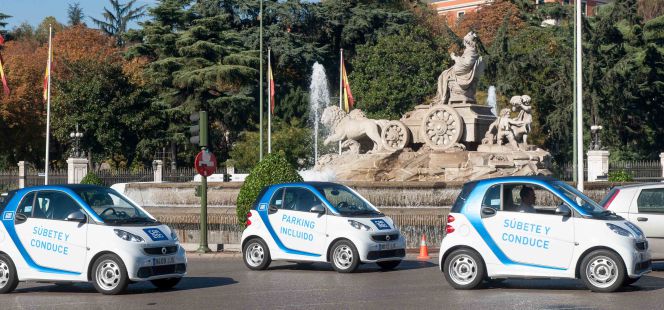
[310,205,325,214]
[555,204,572,217]
[65,211,87,223]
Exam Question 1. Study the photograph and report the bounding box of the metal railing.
[96,168,153,186]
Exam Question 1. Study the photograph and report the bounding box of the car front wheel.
[330,240,360,273]
[91,254,130,295]
[443,249,485,290]
[580,250,626,292]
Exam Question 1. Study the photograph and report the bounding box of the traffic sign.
[194,150,217,177]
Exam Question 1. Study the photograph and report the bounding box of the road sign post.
[192,111,213,253]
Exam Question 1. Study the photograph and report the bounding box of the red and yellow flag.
[268,56,275,114]
[341,56,354,113]
[0,35,9,96]
[43,38,52,101]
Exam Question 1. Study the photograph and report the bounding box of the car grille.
[367,249,406,260]
[636,241,648,251]
[635,260,652,273]
[371,234,399,242]
[144,246,179,255]
[137,263,186,278]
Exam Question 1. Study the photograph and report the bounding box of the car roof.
[16,184,109,192]
[611,182,664,190]
[474,175,558,185]
[270,181,343,188]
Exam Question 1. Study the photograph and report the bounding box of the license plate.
[378,242,399,251]
[153,256,175,266]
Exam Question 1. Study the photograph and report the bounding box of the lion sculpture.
[321,106,385,154]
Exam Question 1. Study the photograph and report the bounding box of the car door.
[13,190,88,274]
[266,187,327,257]
[629,187,664,259]
[480,183,575,270]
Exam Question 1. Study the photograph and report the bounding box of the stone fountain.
[313,31,552,182]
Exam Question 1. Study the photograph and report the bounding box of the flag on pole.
[268,55,275,114]
[43,38,52,101]
[0,35,9,96]
[341,56,354,113]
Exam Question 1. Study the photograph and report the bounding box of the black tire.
[91,254,130,295]
[329,240,360,273]
[151,277,182,290]
[377,260,401,270]
[243,238,271,270]
[623,276,641,286]
[579,250,626,293]
[0,254,19,294]
[443,249,486,290]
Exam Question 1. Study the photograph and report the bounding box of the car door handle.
[481,207,497,218]
[268,205,278,214]
[637,217,648,222]
[14,213,27,224]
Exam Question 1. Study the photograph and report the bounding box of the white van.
[440,176,651,292]
[0,185,187,295]
[241,182,406,273]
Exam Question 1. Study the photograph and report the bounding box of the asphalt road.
[2,255,664,310]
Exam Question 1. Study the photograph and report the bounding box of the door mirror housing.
[65,211,87,223]
[555,204,572,217]
[309,205,326,214]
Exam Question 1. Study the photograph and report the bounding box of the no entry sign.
[194,150,217,177]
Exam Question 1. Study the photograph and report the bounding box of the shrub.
[608,170,634,182]
[236,152,303,225]
[80,171,104,186]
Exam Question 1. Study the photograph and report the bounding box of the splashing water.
[487,85,497,116]
[309,62,330,165]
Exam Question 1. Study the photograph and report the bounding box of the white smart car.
[440,176,651,292]
[241,182,406,273]
[0,185,187,295]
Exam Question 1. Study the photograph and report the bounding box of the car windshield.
[74,188,155,224]
[314,184,382,217]
[552,181,614,217]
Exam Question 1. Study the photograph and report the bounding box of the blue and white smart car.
[0,185,186,295]
[440,176,651,292]
[241,182,406,273]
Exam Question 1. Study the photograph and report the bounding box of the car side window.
[16,192,35,217]
[502,184,565,215]
[482,185,501,210]
[34,191,83,221]
[636,188,664,214]
[270,188,284,209]
[282,188,321,213]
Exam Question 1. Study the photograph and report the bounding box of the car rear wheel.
[0,254,19,294]
[91,254,129,295]
[377,260,401,270]
[580,250,626,292]
[151,277,182,290]
[443,249,485,290]
[330,240,360,273]
[243,238,271,270]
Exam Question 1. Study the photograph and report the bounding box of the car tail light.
[603,189,620,209]
[447,215,455,223]
[247,211,252,218]
[246,219,252,227]
[446,225,455,234]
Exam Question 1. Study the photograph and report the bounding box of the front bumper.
[357,232,407,263]
[626,240,652,278]
[126,244,188,281]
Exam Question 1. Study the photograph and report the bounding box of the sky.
[0,0,156,30]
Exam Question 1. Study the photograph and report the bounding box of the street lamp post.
[69,124,84,158]
[575,0,584,192]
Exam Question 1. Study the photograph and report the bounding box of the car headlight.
[114,229,145,242]
[170,228,179,241]
[348,220,372,231]
[624,221,645,238]
[606,223,633,237]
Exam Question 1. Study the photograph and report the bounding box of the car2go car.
[440,176,651,292]
[241,182,406,273]
[0,185,186,295]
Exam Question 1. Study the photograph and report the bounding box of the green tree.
[0,12,10,35]
[68,2,86,26]
[351,27,449,119]
[92,0,146,45]
[35,17,65,44]
[236,152,303,225]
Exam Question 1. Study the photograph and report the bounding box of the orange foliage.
[452,0,525,47]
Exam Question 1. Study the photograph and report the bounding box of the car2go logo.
[3,211,14,221]
[143,228,168,241]
[371,219,391,230]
